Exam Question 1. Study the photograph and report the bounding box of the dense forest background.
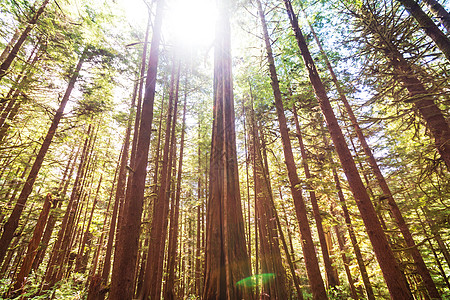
[0,0,449,299]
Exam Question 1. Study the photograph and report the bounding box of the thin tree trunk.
[85,151,119,299]
[13,193,52,293]
[283,0,412,297]
[293,105,340,288]
[256,0,327,298]
[306,14,441,297]
[0,51,85,265]
[332,213,359,300]
[99,96,134,300]
[108,0,164,295]
[75,174,102,273]
[332,167,376,300]
[164,93,187,300]
[0,28,20,64]
[0,0,51,81]
[422,0,450,32]
[0,44,40,141]
[32,150,78,271]
[140,60,180,300]
[42,125,93,290]
[248,104,288,299]
[359,4,450,169]
[397,0,450,60]
[243,101,252,260]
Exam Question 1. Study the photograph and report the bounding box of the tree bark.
[42,125,93,290]
[13,193,52,293]
[0,51,85,265]
[202,0,253,298]
[283,0,412,298]
[293,105,340,289]
[138,60,179,300]
[422,0,450,32]
[359,4,450,169]
[331,212,359,300]
[397,0,450,60]
[0,0,51,81]
[108,0,164,296]
[164,92,187,300]
[306,13,441,297]
[248,104,288,299]
[32,149,79,271]
[332,167,376,300]
[256,0,328,298]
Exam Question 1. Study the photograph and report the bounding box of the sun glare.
[165,0,217,47]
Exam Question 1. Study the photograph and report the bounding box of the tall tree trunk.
[256,0,327,298]
[306,13,441,297]
[0,28,20,64]
[422,0,450,32]
[331,208,359,300]
[396,0,450,60]
[140,60,180,300]
[359,4,450,170]
[332,167,376,300]
[248,104,288,299]
[0,51,85,265]
[32,149,79,271]
[0,44,40,142]
[96,82,137,300]
[164,93,187,300]
[283,0,412,298]
[86,151,119,300]
[13,193,52,293]
[42,125,93,290]
[202,0,253,298]
[0,0,51,81]
[293,105,340,289]
[75,174,102,273]
[108,0,164,296]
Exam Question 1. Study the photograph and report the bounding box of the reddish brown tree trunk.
[164,93,187,300]
[0,45,40,142]
[0,0,50,81]
[256,0,327,298]
[202,0,253,298]
[332,215,359,300]
[75,175,102,273]
[359,4,450,169]
[293,105,340,289]
[0,52,85,265]
[42,125,93,290]
[32,150,79,271]
[108,0,164,296]
[306,14,441,297]
[140,60,180,300]
[13,193,52,293]
[397,0,450,60]
[283,0,412,297]
[332,168,376,300]
[248,105,288,299]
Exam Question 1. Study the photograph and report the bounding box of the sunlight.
[165,0,217,47]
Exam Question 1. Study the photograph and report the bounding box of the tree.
[283,0,413,297]
[255,0,327,298]
[0,49,87,265]
[396,0,450,60]
[108,0,165,297]
[202,0,253,298]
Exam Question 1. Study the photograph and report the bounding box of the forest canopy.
[0,0,449,299]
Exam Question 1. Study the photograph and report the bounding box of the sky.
[115,0,217,48]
